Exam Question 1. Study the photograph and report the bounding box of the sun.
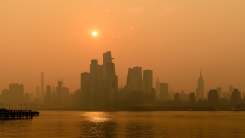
[92,31,97,36]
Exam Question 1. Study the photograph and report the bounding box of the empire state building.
[196,71,204,100]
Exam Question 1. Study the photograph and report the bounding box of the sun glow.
[92,31,98,36]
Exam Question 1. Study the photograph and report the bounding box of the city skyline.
[1,0,245,94]
[1,1,245,137]
[1,51,243,98]
[0,51,244,95]
[1,51,244,111]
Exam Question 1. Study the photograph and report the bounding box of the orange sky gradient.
[0,0,245,95]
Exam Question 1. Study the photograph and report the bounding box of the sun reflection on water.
[82,112,112,123]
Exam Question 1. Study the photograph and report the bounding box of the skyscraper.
[103,51,118,105]
[230,88,241,106]
[160,83,168,101]
[156,78,160,99]
[36,86,39,98]
[143,70,153,94]
[97,65,104,106]
[126,68,134,92]
[227,85,234,99]
[81,72,90,108]
[196,71,204,100]
[216,87,222,98]
[189,92,196,105]
[133,66,142,91]
[103,51,115,77]
[208,89,219,106]
[229,85,234,93]
[44,85,51,105]
[57,79,63,104]
[126,66,142,92]
[90,59,99,97]
[9,83,24,103]
[41,72,44,97]
[90,59,101,108]
[79,51,117,108]
[174,93,180,102]
[61,86,70,106]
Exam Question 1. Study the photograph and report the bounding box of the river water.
[1,111,245,137]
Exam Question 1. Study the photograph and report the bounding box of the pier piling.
[0,110,39,120]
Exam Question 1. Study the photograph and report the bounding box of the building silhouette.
[44,85,51,105]
[208,89,219,106]
[168,89,174,101]
[79,51,118,109]
[103,51,118,106]
[125,68,134,93]
[2,51,245,111]
[160,83,168,102]
[216,87,222,98]
[24,92,30,103]
[180,91,189,101]
[90,59,100,108]
[143,70,153,94]
[196,71,204,100]
[133,66,143,91]
[70,89,82,108]
[41,72,44,98]
[151,88,156,101]
[189,92,196,105]
[9,83,24,103]
[156,78,160,100]
[61,86,70,107]
[36,86,40,98]
[125,66,158,104]
[126,66,143,92]
[57,78,63,104]
[81,72,90,108]
[227,85,234,99]
[230,88,241,106]
[174,93,179,102]
[80,59,105,108]
[1,89,9,104]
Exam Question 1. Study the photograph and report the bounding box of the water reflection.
[2,111,245,137]
[125,122,153,138]
[0,120,33,137]
[81,112,117,137]
[82,112,112,123]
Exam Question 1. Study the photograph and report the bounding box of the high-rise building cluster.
[80,51,118,109]
[0,83,32,109]
[0,51,244,110]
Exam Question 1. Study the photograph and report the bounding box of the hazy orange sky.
[0,0,245,95]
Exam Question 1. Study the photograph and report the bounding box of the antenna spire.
[200,68,202,77]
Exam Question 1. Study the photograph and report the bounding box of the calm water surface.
[1,111,245,137]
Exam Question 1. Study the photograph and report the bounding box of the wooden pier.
[0,110,39,120]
